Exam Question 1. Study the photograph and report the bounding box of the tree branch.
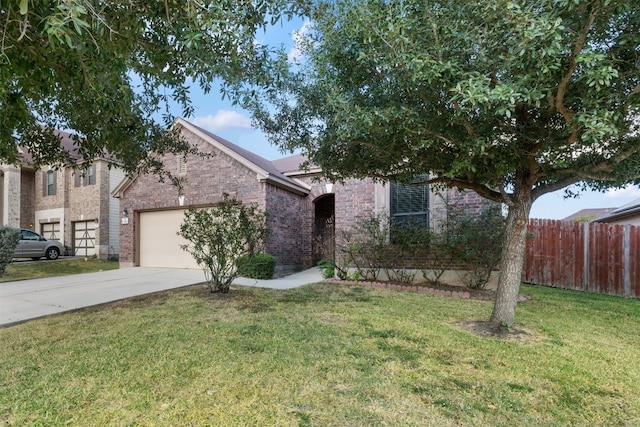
[554,0,600,143]
[452,99,475,137]
[532,176,581,200]
[426,176,503,202]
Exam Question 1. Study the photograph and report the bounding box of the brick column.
[1,166,21,227]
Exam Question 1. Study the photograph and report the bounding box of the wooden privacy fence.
[523,219,640,298]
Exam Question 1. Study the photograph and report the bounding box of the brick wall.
[64,161,111,258]
[119,130,301,269]
[19,169,35,229]
[28,160,116,258]
[264,185,309,273]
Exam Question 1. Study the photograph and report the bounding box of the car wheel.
[46,247,60,260]
[31,257,41,261]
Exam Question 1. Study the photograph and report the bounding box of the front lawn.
[1,283,638,426]
[0,258,119,283]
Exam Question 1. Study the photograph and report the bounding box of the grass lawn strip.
[0,283,638,426]
[0,258,119,282]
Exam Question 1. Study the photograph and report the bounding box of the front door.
[313,194,335,264]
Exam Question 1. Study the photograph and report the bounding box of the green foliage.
[237,0,640,325]
[317,259,335,279]
[0,226,20,276]
[571,215,598,222]
[243,0,640,194]
[0,1,301,175]
[0,258,119,283]
[337,212,391,281]
[237,253,276,280]
[446,203,505,289]
[178,194,270,293]
[335,212,429,284]
[334,202,503,288]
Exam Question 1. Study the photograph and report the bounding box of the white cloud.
[604,184,640,199]
[191,111,252,131]
[288,19,312,64]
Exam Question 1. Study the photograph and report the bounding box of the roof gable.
[175,119,310,195]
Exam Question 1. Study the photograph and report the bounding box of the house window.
[74,164,95,187]
[86,164,95,185]
[45,170,56,196]
[390,175,429,229]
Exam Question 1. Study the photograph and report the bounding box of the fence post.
[583,222,589,291]
[624,225,631,297]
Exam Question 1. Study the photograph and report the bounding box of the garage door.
[139,210,200,269]
[74,221,96,256]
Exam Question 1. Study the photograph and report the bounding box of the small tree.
[0,226,20,276]
[178,195,270,293]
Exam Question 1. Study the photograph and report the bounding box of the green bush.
[178,194,271,293]
[447,202,504,289]
[237,253,276,280]
[0,226,20,276]
[317,258,335,279]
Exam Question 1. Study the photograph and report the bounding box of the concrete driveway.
[0,267,322,327]
[0,267,206,327]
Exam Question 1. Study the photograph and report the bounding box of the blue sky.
[176,18,640,221]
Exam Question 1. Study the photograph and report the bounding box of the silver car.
[14,229,64,260]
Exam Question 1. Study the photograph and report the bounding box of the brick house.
[114,118,488,275]
[595,198,640,225]
[0,130,125,259]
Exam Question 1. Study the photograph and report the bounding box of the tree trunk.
[490,187,533,327]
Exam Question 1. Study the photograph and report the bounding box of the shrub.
[447,202,504,289]
[178,194,270,293]
[0,226,20,276]
[317,258,335,279]
[335,212,429,284]
[237,253,276,279]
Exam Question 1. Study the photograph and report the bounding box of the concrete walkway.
[0,267,323,327]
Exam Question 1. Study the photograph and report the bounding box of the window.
[74,164,95,187]
[86,164,95,185]
[21,229,41,241]
[45,170,56,196]
[390,175,429,227]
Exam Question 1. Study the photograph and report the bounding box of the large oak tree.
[241,0,640,326]
[0,0,298,173]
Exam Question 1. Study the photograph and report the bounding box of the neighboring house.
[114,118,488,274]
[562,208,617,222]
[595,198,640,225]
[0,130,125,259]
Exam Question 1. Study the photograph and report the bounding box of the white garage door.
[139,210,200,269]
[74,221,96,256]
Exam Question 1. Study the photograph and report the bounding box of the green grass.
[0,258,119,282]
[1,283,639,426]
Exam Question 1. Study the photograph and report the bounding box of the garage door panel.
[139,210,199,269]
[74,221,96,256]
[41,222,61,242]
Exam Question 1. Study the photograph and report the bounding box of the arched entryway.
[313,194,335,264]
